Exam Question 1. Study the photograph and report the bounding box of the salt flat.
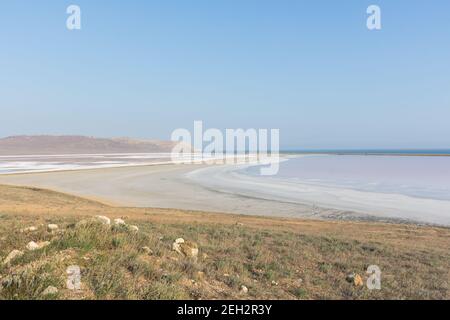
[0,161,449,226]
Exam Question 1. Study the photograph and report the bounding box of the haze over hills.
[0,135,187,155]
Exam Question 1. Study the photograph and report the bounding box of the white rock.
[172,238,199,259]
[21,226,38,233]
[42,286,58,296]
[240,285,249,294]
[95,215,111,225]
[128,225,139,232]
[47,224,59,232]
[26,241,40,251]
[114,218,126,226]
[2,250,24,265]
[26,241,50,251]
[181,244,199,258]
[172,238,185,254]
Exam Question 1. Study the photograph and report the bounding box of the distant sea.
[282,149,450,156]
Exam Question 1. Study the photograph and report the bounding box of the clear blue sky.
[1,0,449,149]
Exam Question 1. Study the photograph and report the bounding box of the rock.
[354,274,364,286]
[26,241,40,251]
[180,241,199,258]
[172,238,185,254]
[346,273,364,286]
[271,280,279,286]
[26,241,50,251]
[95,215,111,225]
[346,273,355,283]
[173,238,198,258]
[2,250,24,265]
[42,286,58,296]
[128,225,139,232]
[114,218,126,226]
[20,226,38,233]
[240,285,248,294]
[140,246,153,255]
[47,224,59,232]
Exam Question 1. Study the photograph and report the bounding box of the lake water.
[245,155,450,201]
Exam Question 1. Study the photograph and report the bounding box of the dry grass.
[0,185,449,300]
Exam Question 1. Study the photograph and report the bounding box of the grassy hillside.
[0,185,449,300]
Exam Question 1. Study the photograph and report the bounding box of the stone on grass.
[128,225,139,232]
[47,224,59,232]
[114,218,126,226]
[172,238,185,254]
[26,241,40,251]
[2,250,24,265]
[26,241,50,251]
[180,241,199,258]
[42,286,58,296]
[240,285,249,294]
[346,273,364,287]
[95,215,111,225]
[172,238,199,258]
[21,226,38,233]
[354,274,364,286]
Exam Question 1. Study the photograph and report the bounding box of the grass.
[0,185,449,300]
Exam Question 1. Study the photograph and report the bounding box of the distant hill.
[0,135,190,155]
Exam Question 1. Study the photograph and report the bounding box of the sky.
[0,0,449,149]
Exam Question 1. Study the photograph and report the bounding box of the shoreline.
[0,159,449,227]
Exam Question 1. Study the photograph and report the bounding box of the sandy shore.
[187,164,450,226]
[0,162,449,226]
[0,163,348,219]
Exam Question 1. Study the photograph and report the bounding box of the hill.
[0,135,187,155]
